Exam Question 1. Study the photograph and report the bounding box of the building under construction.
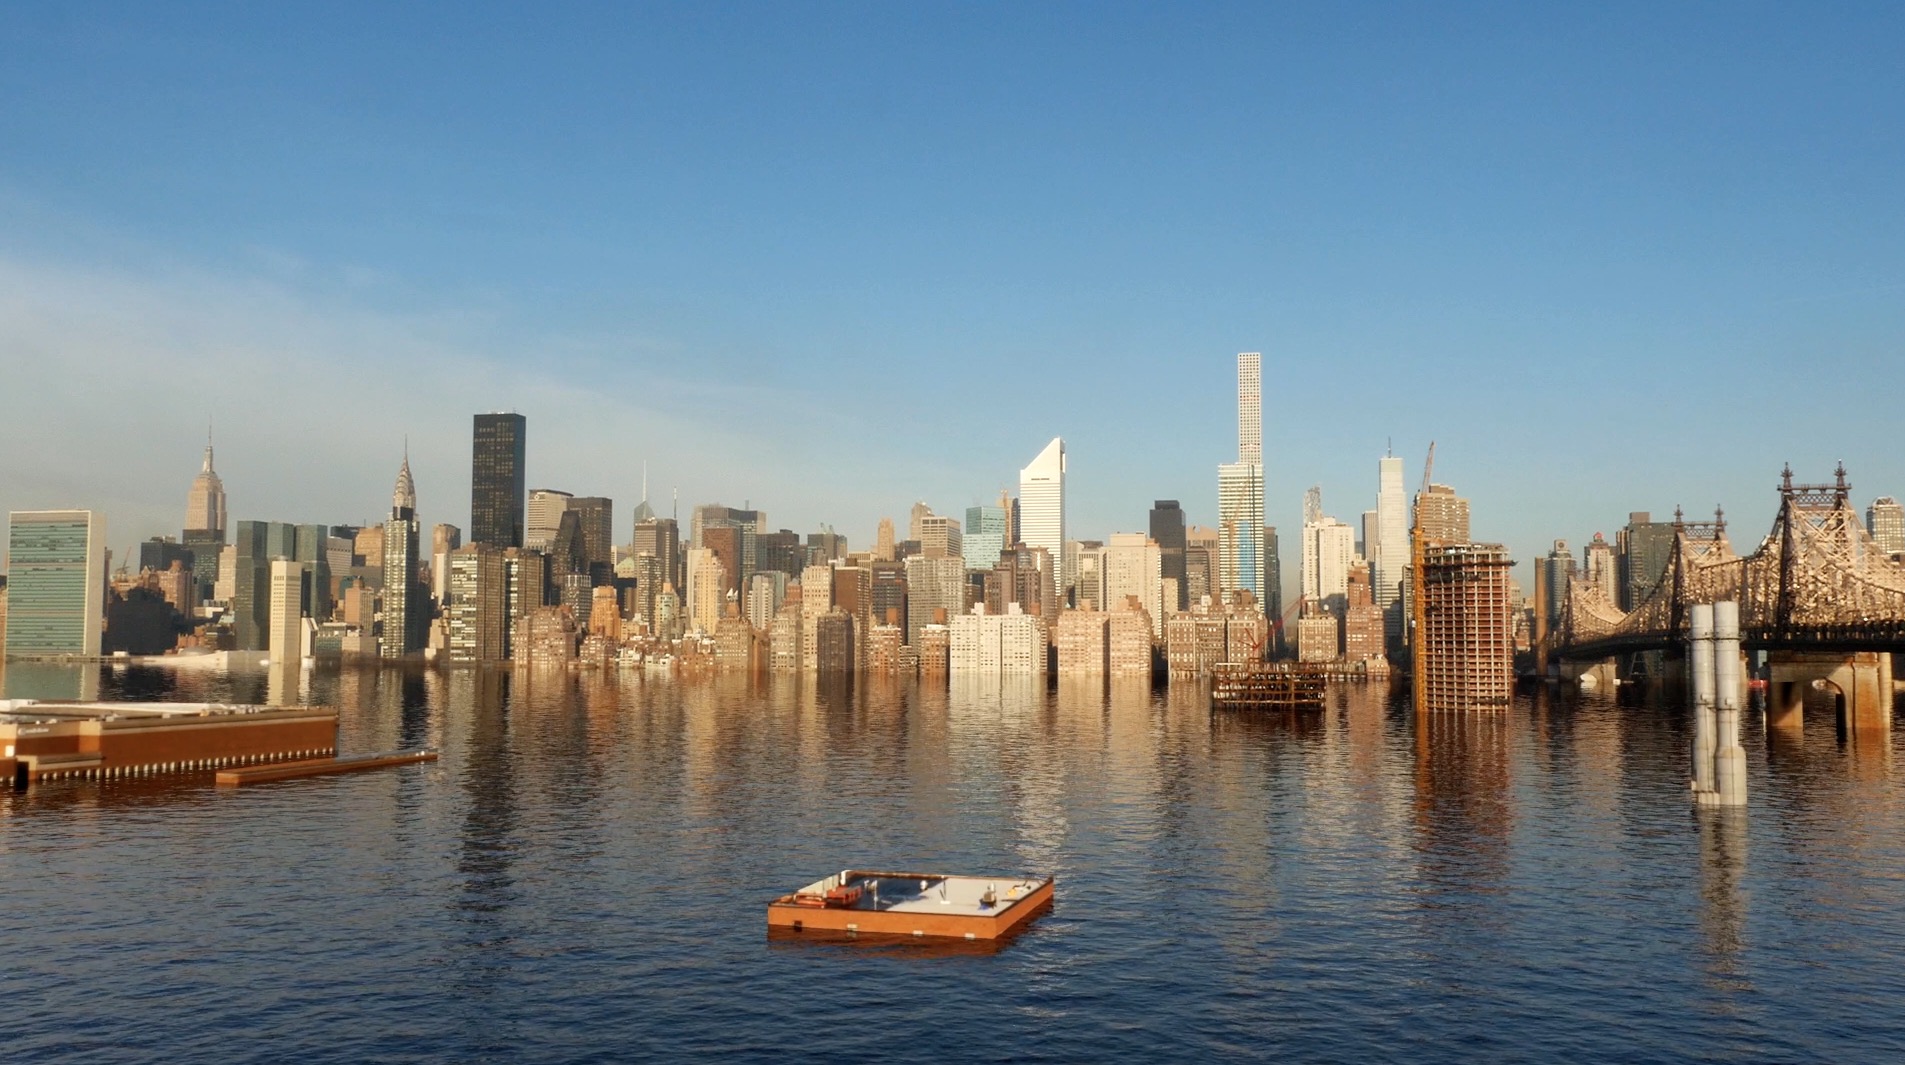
[1414,542,1515,710]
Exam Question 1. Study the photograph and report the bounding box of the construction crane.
[1239,593,1307,661]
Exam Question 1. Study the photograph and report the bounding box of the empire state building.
[182,435,228,602]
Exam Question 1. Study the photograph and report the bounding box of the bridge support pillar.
[1691,603,1748,806]
[1559,658,1618,691]
[1767,651,1894,734]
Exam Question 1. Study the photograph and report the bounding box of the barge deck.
[768,870,1053,941]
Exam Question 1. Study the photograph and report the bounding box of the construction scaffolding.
[1414,542,1515,711]
[1210,663,1328,711]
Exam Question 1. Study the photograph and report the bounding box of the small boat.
[768,869,1054,941]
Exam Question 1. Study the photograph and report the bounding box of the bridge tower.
[1763,463,1896,734]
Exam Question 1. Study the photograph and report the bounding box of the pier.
[215,749,438,786]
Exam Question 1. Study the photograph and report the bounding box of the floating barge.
[768,870,1054,941]
[1210,663,1328,711]
[1,700,337,788]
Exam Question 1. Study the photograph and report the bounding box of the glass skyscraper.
[1149,500,1187,611]
[4,510,105,657]
[1218,352,1265,606]
[471,413,526,548]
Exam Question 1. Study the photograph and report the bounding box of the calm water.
[3,662,1903,1063]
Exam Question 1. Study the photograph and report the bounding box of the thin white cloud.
[0,252,938,557]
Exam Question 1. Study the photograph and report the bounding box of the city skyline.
[5,6,1905,590]
[6,401,1905,605]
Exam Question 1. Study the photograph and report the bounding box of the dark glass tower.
[1149,500,1187,611]
[471,413,526,548]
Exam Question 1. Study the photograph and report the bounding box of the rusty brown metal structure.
[1560,465,1905,657]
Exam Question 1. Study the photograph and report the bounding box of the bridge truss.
[1560,465,1905,658]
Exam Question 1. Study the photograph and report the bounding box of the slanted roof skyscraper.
[1018,437,1066,609]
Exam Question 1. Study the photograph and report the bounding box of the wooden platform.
[215,749,437,786]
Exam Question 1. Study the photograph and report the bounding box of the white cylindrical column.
[1713,601,1748,807]
[1690,603,1716,797]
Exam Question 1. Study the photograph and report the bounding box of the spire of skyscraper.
[393,453,417,516]
[184,427,227,541]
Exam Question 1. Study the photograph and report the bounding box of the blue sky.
[3,2,1904,593]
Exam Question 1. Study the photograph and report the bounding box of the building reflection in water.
[452,666,519,1004]
[1695,807,1749,988]
[2,659,101,701]
[1411,696,1514,927]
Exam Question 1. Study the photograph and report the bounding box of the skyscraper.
[1541,539,1576,629]
[632,516,682,591]
[1415,484,1471,544]
[1584,532,1619,602]
[446,543,509,664]
[1103,533,1164,638]
[1019,437,1066,605]
[1374,454,1408,645]
[1868,496,1905,556]
[1415,543,1515,710]
[1301,515,1356,611]
[381,456,426,659]
[4,510,106,657]
[268,558,314,662]
[1149,500,1187,611]
[526,489,574,551]
[691,504,763,587]
[919,514,963,560]
[182,435,228,604]
[568,496,614,576]
[963,504,1008,572]
[1618,511,1674,611]
[874,518,896,562]
[470,413,526,549]
[1237,351,1262,466]
[1218,353,1266,605]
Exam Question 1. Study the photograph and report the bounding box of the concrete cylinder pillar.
[1690,604,1716,797]
[1713,601,1748,807]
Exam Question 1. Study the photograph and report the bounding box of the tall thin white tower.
[1238,351,1262,465]
[1019,437,1066,608]
[1218,352,1266,606]
[1374,453,1407,645]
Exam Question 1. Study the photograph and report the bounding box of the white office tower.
[1103,533,1164,638]
[268,559,314,662]
[1218,352,1266,605]
[1302,515,1356,611]
[685,547,726,634]
[1019,438,1067,602]
[799,563,834,670]
[1374,454,1408,638]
